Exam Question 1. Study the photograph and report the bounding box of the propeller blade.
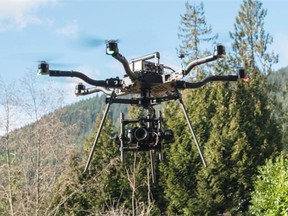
[36,60,70,68]
[78,35,121,49]
[83,38,105,47]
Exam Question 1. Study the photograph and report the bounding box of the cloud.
[0,0,57,31]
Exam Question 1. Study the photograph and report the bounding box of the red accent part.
[241,76,249,82]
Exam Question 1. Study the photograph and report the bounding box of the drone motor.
[38,61,49,75]
[106,40,119,55]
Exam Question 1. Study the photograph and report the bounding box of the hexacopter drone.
[38,40,248,182]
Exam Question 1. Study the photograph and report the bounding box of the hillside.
[268,66,288,146]
[269,66,288,109]
[1,66,286,215]
[56,93,128,144]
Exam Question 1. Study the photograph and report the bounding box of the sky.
[0,0,287,106]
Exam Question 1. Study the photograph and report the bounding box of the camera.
[118,111,174,153]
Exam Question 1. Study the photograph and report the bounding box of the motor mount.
[38,61,49,75]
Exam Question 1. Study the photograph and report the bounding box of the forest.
[0,0,287,215]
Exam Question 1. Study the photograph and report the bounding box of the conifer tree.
[178,1,218,65]
[162,0,282,215]
[160,1,218,214]
[229,0,278,74]
[192,0,283,214]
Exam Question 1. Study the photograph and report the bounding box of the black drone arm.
[174,68,248,89]
[106,40,138,80]
[112,53,137,80]
[49,70,106,86]
[184,44,226,76]
[38,61,122,88]
[49,70,122,87]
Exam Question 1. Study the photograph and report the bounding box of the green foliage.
[250,152,288,215]
[161,1,283,215]
[48,114,128,215]
[160,98,198,215]
[59,94,128,144]
[229,0,278,74]
[2,1,287,215]
[49,106,163,215]
[194,74,282,214]
[268,67,288,149]
[161,82,218,215]
[161,1,220,215]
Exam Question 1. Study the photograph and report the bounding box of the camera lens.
[134,127,149,141]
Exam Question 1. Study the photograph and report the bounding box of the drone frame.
[38,40,248,182]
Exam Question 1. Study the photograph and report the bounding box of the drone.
[38,40,248,182]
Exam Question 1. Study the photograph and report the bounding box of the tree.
[268,67,288,150]
[162,0,283,215]
[160,96,201,215]
[229,0,278,74]
[0,78,19,215]
[160,1,219,214]
[178,1,218,74]
[49,104,162,215]
[0,73,77,215]
[250,153,288,215]
[48,112,124,215]
[16,73,78,215]
[193,0,283,214]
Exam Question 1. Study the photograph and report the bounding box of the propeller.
[81,37,105,48]
[36,60,73,68]
[78,35,121,49]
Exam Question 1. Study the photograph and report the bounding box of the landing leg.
[150,150,156,183]
[178,98,207,167]
[158,111,164,161]
[120,112,125,162]
[84,91,116,172]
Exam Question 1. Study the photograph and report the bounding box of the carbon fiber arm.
[173,68,247,89]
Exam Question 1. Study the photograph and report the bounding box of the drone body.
[38,40,248,182]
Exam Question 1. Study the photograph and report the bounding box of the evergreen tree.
[162,0,283,215]
[193,0,283,214]
[268,67,288,150]
[178,1,218,71]
[229,0,278,74]
[160,91,209,215]
[160,1,218,214]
